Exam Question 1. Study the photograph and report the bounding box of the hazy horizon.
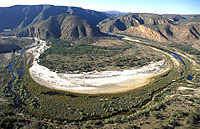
[0,0,199,15]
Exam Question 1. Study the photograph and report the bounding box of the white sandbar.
[28,39,169,94]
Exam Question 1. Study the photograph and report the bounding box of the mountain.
[98,13,200,43]
[17,14,103,40]
[0,5,109,31]
[0,5,200,43]
[104,11,128,16]
[98,13,171,32]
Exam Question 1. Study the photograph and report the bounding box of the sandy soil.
[177,51,200,71]
[178,87,195,91]
[0,95,8,104]
[0,53,11,68]
[178,86,200,97]
[122,37,141,43]
[27,38,171,94]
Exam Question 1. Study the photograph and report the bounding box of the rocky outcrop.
[124,23,200,43]
[17,27,41,38]
[124,25,168,42]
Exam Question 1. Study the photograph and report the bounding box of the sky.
[0,0,199,14]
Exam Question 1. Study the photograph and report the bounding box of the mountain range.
[0,5,200,43]
[98,13,200,43]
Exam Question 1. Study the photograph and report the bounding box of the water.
[6,61,21,107]
[168,52,186,66]
[6,62,15,78]
[181,71,184,76]
[168,52,187,76]
[17,62,24,77]
[187,75,193,80]
[105,33,124,39]
[7,54,24,77]
[16,50,26,76]
[6,51,24,107]
[161,71,170,77]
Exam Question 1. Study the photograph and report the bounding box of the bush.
[185,111,200,125]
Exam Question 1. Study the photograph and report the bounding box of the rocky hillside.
[17,14,103,40]
[98,13,200,43]
[98,13,171,32]
[124,23,200,42]
[0,5,108,31]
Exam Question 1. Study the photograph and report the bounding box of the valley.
[1,33,198,128]
[0,4,200,129]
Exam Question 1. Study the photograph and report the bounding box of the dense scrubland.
[39,38,162,73]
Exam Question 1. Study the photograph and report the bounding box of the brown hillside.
[124,23,200,43]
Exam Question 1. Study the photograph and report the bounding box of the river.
[6,50,25,107]
[3,35,191,122]
[108,33,187,76]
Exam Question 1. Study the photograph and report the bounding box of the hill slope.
[124,23,200,42]
[17,14,103,40]
[1,5,200,43]
[98,13,171,32]
[98,13,200,43]
[0,5,108,31]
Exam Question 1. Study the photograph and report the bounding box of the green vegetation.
[11,42,183,123]
[39,39,162,73]
[180,16,200,25]
[0,37,34,48]
[0,35,200,128]
[171,43,200,55]
[1,6,200,128]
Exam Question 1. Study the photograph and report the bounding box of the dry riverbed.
[27,39,170,94]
